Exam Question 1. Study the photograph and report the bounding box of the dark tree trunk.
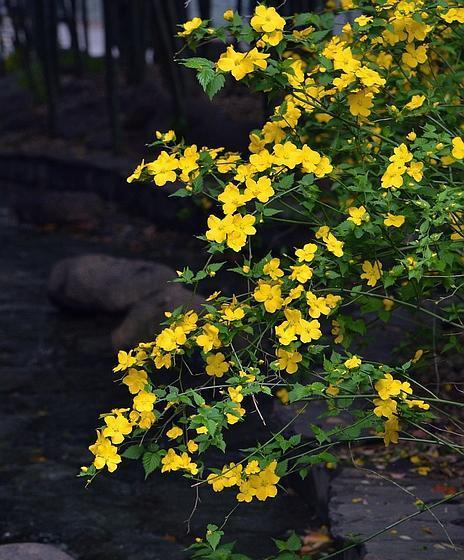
[151,0,187,129]
[60,0,83,74]
[5,0,38,95]
[198,0,210,20]
[35,0,58,136]
[103,0,121,154]
[81,0,89,57]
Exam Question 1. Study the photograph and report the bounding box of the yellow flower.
[245,460,261,475]
[89,431,122,472]
[405,399,430,411]
[382,416,399,446]
[187,440,199,453]
[325,233,344,257]
[217,46,269,81]
[113,350,136,372]
[276,348,302,374]
[375,373,402,400]
[133,390,157,413]
[326,384,340,396]
[300,145,322,173]
[306,292,331,318]
[226,214,257,251]
[347,206,368,226]
[355,15,373,27]
[207,463,243,491]
[249,149,274,171]
[289,264,313,283]
[383,298,394,311]
[221,301,245,322]
[102,412,132,444]
[441,8,464,24]
[407,161,424,182]
[347,90,373,117]
[295,243,317,263]
[237,461,280,502]
[273,142,303,169]
[155,326,187,352]
[226,403,246,424]
[156,129,175,142]
[315,225,330,241]
[452,137,464,159]
[122,368,148,394]
[344,355,361,369]
[178,17,203,37]
[381,162,406,189]
[384,213,405,228]
[360,260,382,287]
[146,151,178,186]
[223,9,234,21]
[254,281,283,313]
[373,398,397,418]
[127,160,145,183]
[228,385,244,403]
[263,258,284,280]
[166,426,183,439]
[402,44,427,68]
[205,353,229,377]
[244,176,274,202]
[196,324,221,353]
[250,5,285,34]
[390,143,413,166]
[218,183,246,215]
[316,159,333,180]
[276,388,289,404]
[405,95,425,111]
[206,214,233,244]
[412,349,424,363]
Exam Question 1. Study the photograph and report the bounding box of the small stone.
[0,543,74,560]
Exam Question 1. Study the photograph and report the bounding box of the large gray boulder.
[48,254,174,313]
[0,543,74,560]
[111,284,204,349]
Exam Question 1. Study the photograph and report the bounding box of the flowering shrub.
[83,0,464,554]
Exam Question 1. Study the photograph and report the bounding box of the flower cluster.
[85,0,463,547]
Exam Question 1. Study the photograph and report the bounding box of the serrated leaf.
[197,67,216,90]
[143,451,160,479]
[205,73,225,100]
[181,57,214,70]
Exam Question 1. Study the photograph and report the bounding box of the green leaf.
[286,532,302,552]
[121,445,144,460]
[205,73,225,100]
[181,57,214,70]
[206,524,224,551]
[197,67,216,90]
[142,451,161,479]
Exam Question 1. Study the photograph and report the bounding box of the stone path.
[329,468,464,559]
